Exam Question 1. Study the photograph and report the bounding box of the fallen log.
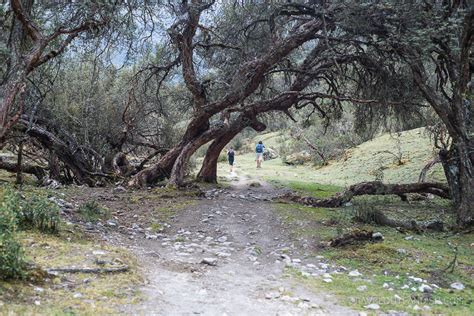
[46,265,129,274]
[277,181,450,208]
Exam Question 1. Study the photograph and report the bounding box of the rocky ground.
[65,174,356,315]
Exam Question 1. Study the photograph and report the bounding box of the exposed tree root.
[278,181,450,208]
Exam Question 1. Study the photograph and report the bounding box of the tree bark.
[128,144,183,187]
[168,127,226,186]
[15,140,24,184]
[419,156,441,183]
[196,115,267,183]
[16,119,95,185]
[48,150,61,180]
[440,140,474,227]
[197,129,241,183]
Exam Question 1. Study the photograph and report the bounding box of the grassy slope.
[217,127,445,189]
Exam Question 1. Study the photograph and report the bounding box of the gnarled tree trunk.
[197,115,267,183]
[440,140,474,227]
[16,119,96,185]
[168,126,227,187]
[197,130,240,183]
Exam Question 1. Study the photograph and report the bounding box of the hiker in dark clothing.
[227,147,235,173]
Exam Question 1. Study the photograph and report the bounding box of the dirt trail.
[110,171,356,316]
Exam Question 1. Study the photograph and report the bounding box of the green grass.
[276,198,474,315]
[274,181,341,198]
[0,230,143,315]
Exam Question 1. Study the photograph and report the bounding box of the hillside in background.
[218,127,445,187]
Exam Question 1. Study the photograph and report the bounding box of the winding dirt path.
[110,172,356,315]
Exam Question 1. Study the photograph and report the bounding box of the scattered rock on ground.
[200,258,218,266]
[348,270,362,277]
[450,282,465,290]
[364,303,380,310]
[419,284,433,293]
[372,232,384,240]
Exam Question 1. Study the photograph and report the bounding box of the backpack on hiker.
[256,143,264,153]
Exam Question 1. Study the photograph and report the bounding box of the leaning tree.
[131,1,472,226]
[335,0,473,226]
[130,1,347,187]
[0,0,171,184]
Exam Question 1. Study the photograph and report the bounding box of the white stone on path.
[450,282,465,290]
[201,258,217,266]
[364,303,380,310]
[217,236,227,243]
[419,284,433,293]
[348,270,362,277]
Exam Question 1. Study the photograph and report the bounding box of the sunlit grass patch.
[274,180,342,198]
[216,127,446,187]
[0,231,143,315]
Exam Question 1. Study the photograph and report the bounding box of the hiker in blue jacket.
[255,141,265,168]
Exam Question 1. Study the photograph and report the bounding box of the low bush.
[230,136,243,151]
[0,187,25,279]
[218,152,228,163]
[21,196,60,234]
[79,200,108,223]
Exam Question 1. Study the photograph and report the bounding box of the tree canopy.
[0,0,472,226]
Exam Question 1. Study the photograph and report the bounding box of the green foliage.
[230,136,243,151]
[218,152,228,163]
[278,141,291,164]
[78,200,109,223]
[20,196,60,234]
[0,237,24,280]
[0,187,25,280]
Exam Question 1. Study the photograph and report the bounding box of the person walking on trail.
[255,141,265,168]
[227,147,235,173]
